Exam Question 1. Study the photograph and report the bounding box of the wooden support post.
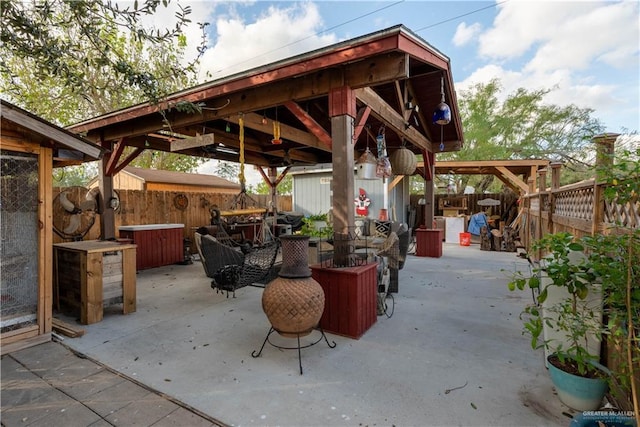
[269,167,278,216]
[549,161,563,234]
[592,133,619,235]
[538,168,547,193]
[550,161,563,190]
[423,150,435,229]
[99,139,116,240]
[329,87,356,266]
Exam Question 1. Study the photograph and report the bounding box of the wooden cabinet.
[119,224,184,270]
[53,241,137,325]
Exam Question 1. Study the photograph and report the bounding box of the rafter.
[354,87,432,152]
[284,101,332,148]
[226,112,331,152]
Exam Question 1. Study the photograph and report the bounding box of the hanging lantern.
[271,120,282,145]
[356,147,378,180]
[355,127,378,180]
[389,146,417,175]
[432,76,451,125]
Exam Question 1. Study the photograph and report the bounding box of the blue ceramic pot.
[547,354,610,411]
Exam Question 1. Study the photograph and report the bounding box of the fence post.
[549,161,563,234]
[538,168,549,235]
[592,133,619,235]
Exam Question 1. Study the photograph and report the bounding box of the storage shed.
[291,164,412,224]
[1,100,103,354]
[88,166,240,194]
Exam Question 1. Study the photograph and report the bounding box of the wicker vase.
[389,147,417,175]
[262,235,325,337]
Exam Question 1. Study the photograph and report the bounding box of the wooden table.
[53,240,137,325]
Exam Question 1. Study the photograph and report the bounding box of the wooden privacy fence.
[52,188,292,246]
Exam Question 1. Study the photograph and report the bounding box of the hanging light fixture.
[271,106,282,144]
[433,75,451,151]
[432,76,451,125]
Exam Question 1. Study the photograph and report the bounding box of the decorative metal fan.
[52,186,99,240]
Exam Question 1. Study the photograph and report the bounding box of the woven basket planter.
[389,147,417,175]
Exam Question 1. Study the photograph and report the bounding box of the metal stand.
[251,327,336,375]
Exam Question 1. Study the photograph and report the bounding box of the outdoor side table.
[53,240,137,325]
[415,228,443,258]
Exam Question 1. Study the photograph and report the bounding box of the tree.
[254,174,292,195]
[1,0,209,173]
[215,161,240,183]
[53,164,98,187]
[439,79,604,193]
[1,0,206,115]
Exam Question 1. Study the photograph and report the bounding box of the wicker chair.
[194,233,281,297]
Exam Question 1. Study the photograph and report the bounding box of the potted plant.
[508,148,639,416]
[299,213,333,239]
[580,148,639,416]
[509,231,610,411]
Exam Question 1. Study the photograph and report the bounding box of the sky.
[150,0,640,179]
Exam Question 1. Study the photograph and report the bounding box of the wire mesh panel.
[1,150,39,333]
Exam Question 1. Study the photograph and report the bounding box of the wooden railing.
[520,172,639,258]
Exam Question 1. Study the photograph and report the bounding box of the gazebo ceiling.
[68,25,464,173]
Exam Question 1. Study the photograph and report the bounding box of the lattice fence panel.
[604,196,640,228]
[554,186,594,221]
[0,150,39,333]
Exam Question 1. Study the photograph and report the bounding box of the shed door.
[1,150,39,333]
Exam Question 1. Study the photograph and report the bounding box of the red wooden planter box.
[415,228,443,258]
[310,262,377,339]
[119,224,184,270]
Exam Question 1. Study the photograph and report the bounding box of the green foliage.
[508,232,603,376]
[214,161,240,183]
[442,79,605,193]
[1,0,209,173]
[254,174,292,195]
[508,149,639,408]
[298,213,333,238]
[53,163,97,187]
[0,0,207,120]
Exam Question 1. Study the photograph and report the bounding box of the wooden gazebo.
[68,25,465,238]
[417,159,551,194]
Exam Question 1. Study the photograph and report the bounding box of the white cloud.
[459,0,639,132]
[453,22,482,47]
[197,2,337,81]
[523,1,640,74]
[477,1,600,60]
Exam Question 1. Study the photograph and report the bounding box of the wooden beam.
[105,138,127,176]
[227,113,331,152]
[170,133,215,152]
[496,166,529,193]
[354,87,432,152]
[353,106,371,141]
[388,175,404,192]
[77,52,410,144]
[493,172,521,194]
[284,100,332,148]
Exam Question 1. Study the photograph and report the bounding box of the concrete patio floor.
[53,242,571,426]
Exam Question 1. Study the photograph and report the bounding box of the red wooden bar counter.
[119,224,184,270]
